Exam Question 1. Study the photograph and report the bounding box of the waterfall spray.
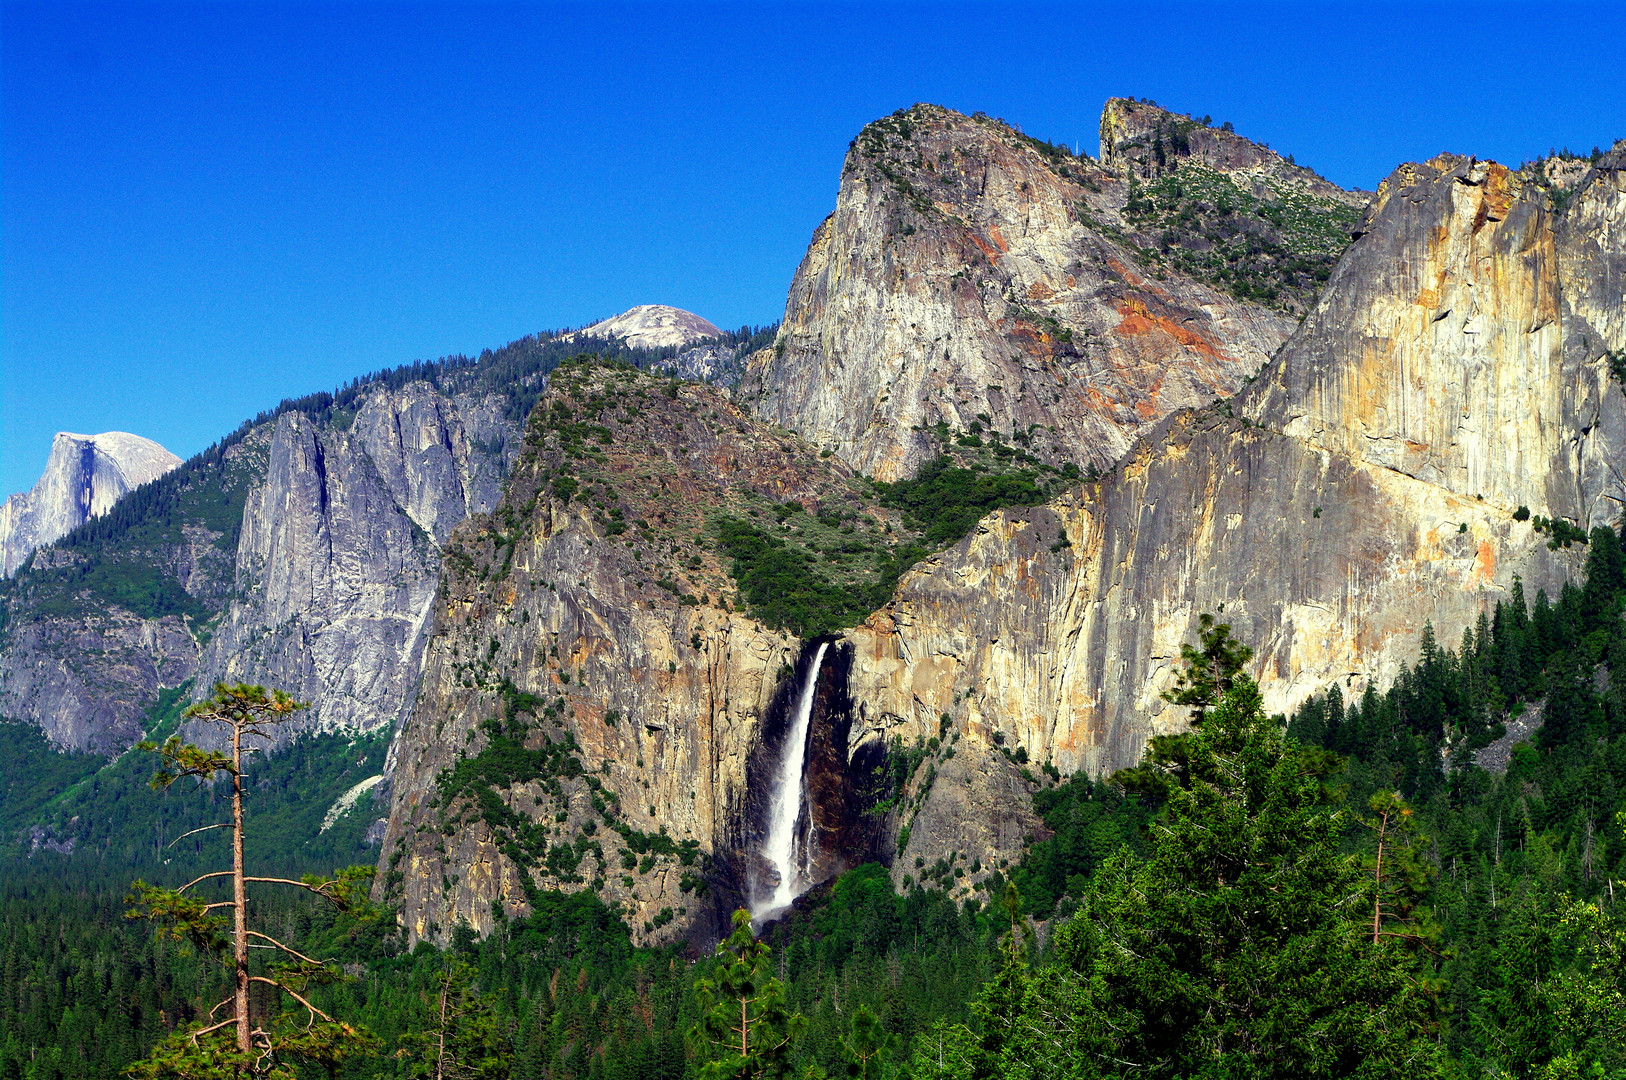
[754,641,829,920]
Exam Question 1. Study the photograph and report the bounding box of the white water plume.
[754,641,829,920]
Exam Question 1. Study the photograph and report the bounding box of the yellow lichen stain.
[1478,163,1513,228]
[1419,525,1444,562]
[1415,289,1440,308]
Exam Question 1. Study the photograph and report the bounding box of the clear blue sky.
[3,1,1622,496]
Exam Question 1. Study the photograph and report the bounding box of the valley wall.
[842,147,1626,896]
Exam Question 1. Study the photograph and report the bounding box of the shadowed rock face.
[738,103,1302,482]
[0,432,181,577]
[194,383,516,743]
[836,147,1625,899]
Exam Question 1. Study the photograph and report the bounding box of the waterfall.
[755,641,829,919]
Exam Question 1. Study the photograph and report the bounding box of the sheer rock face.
[0,384,516,754]
[737,103,1302,482]
[0,432,181,577]
[380,364,868,947]
[0,608,202,754]
[194,383,516,742]
[841,148,1625,896]
[1244,153,1622,520]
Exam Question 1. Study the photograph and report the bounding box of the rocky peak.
[0,431,181,577]
[739,102,1296,481]
[569,305,723,350]
[1099,97,1360,205]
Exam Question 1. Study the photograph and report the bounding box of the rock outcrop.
[837,146,1626,897]
[379,359,899,946]
[1098,97,1359,202]
[737,102,1355,482]
[0,432,181,577]
[193,382,516,741]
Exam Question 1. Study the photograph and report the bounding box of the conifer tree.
[836,1006,896,1080]
[1003,622,1446,1080]
[123,683,380,1078]
[689,909,807,1080]
[1160,612,1254,724]
[397,958,512,1079]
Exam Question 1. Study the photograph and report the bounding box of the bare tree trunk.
[436,968,450,1080]
[233,718,251,1054]
[1372,808,1388,945]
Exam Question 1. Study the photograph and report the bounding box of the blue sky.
[3,1,1622,496]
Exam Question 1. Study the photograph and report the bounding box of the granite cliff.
[0,322,687,754]
[378,359,905,945]
[738,101,1361,482]
[0,432,181,578]
[836,146,1626,899]
[191,382,517,743]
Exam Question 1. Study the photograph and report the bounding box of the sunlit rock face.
[838,146,1625,897]
[378,363,882,947]
[0,431,181,577]
[738,102,1333,482]
[568,305,722,350]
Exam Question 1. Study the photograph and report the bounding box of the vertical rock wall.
[195,383,516,740]
[842,148,1625,894]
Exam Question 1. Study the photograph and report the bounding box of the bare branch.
[167,822,233,848]
[177,870,234,893]
[246,930,330,967]
[244,876,340,900]
[249,976,335,1024]
[188,1018,240,1043]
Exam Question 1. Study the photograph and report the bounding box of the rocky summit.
[0,431,181,577]
[737,100,1361,482]
[568,304,723,349]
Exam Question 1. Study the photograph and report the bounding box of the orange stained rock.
[1105,256,1145,289]
[1113,299,1228,360]
[988,224,1010,253]
[1470,539,1496,589]
[1416,289,1440,308]
[862,610,897,635]
[967,232,1001,261]
[1478,163,1514,228]
[1027,280,1055,301]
